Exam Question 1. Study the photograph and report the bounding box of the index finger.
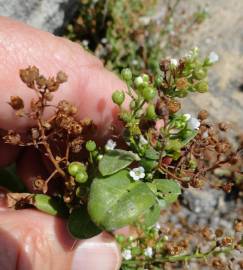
[0,17,126,133]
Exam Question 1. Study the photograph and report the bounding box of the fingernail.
[72,232,121,270]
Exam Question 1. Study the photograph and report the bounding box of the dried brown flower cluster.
[5,66,93,201]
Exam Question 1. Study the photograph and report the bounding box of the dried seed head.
[221,236,233,246]
[4,130,21,145]
[176,77,188,90]
[215,228,224,237]
[218,122,230,132]
[19,66,39,88]
[198,110,208,120]
[36,75,47,88]
[9,96,24,110]
[46,77,59,92]
[56,71,68,83]
[234,220,243,232]
[167,99,181,114]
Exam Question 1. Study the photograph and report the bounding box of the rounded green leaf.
[153,179,181,203]
[68,206,101,239]
[34,194,68,218]
[98,149,139,176]
[88,170,158,230]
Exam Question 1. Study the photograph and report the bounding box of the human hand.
[0,16,126,270]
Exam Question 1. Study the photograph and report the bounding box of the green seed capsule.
[112,90,125,105]
[134,76,144,88]
[85,140,96,152]
[142,73,149,82]
[195,81,208,93]
[68,162,85,177]
[146,104,157,120]
[193,68,207,80]
[142,87,156,101]
[121,68,132,81]
[75,171,88,183]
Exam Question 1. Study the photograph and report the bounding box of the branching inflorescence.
[2,48,242,268]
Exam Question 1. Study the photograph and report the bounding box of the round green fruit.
[85,140,96,152]
[142,87,156,101]
[112,90,125,105]
[75,171,88,183]
[121,68,132,81]
[68,162,85,177]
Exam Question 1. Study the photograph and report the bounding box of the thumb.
[0,194,121,270]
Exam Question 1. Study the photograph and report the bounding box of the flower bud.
[112,90,125,105]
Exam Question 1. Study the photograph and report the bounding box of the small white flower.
[155,222,161,230]
[122,249,132,260]
[132,59,138,66]
[139,135,148,145]
[129,167,145,181]
[208,51,219,64]
[139,16,151,26]
[101,38,107,44]
[82,40,89,47]
[105,139,116,151]
[183,113,191,121]
[184,113,200,130]
[144,247,153,257]
[188,117,200,130]
[170,58,178,66]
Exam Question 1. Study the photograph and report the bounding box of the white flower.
[122,249,132,260]
[183,113,191,121]
[132,59,138,66]
[82,40,89,47]
[139,135,148,145]
[129,167,145,181]
[208,51,219,64]
[170,58,178,66]
[188,117,200,130]
[144,247,153,257]
[184,114,200,130]
[155,222,161,230]
[105,139,116,151]
[101,38,107,44]
[139,16,151,26]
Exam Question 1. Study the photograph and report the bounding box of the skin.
[0,16,129,270]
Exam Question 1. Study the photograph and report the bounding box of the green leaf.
[98,149,139,176]
[153,179,181,203]
[68,206,101,239]
[144,147,160,160]
[140,158,158,172]
[143,201,160,227]
[180,129,197,146]
[0,164,26,192]
[88,170,158,230]
[34,194,68,218]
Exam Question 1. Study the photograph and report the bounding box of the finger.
[0,17,126,134]
[16,148,48,192]
[0,198,121,270]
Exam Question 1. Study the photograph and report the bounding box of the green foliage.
[66,0,207,74]
[34,194,68,218]
[88,170,158,230]
[68,206,101,239]
[98,149,139,176]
